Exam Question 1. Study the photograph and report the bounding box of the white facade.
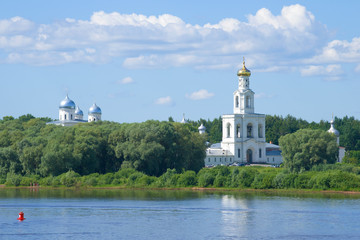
[205,59,282,166]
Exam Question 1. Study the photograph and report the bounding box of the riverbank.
[2,183,360,197]
[3,164,360,194]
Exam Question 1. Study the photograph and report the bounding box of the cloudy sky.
[1,0,359,123]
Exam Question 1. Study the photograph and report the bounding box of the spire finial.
[243,56,245,67]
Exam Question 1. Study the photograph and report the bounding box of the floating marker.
[17,212,25,221]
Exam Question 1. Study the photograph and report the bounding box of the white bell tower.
[233,57,255,114]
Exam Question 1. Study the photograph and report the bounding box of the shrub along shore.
[3,164,360,193]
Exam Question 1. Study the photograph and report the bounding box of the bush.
[272,173,298,189]
[136,175,157,186]
[177,171,197,187]
[115,168,137,179]
[252,172,276,189]
[197,170,215,187]
[5,173,22,186]
[127,172,145,186]
[293,172,314,189]
[98,173,114,185]
[156,169,178,187]
[60,170,80,187]
[237,168,258,188]
[308,172,331,190]
[213,175,228,187]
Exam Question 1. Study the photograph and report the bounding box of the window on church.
[64,115,67,120]
[238,149,240,158]
[235,96,239,108]
[258,124,263,138]
[214,158,216,162]
[220,158,222,162]
[230,158,232,161]
[247,123,253,138]
[259,148,262,158]
[246,96,251,108]
[208,158,210,162]
[237,124,241,138]
[71,114,73,120]
[227,123,231,138]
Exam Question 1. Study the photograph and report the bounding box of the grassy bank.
[3,164,360,192]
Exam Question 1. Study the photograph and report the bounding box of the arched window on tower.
[237,124,241,138]
[235,96,239,108]
[227,123,231,138]
[258,124,263,138]
[64,114,67,120]
[246,96,251,108]
[247,123,253,138]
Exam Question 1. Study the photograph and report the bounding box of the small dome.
[198,123,206,131]
[328,120,340,137]
[89,103,102,114]
[75,106,83,115]
[59,95,76,109]
[237,58,251,77]
[180,113,188,124]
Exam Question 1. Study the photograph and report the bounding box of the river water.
[1,188,360,239]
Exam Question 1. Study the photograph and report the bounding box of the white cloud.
[0,4,336,76]
[255,93,275,99]
[186,89,214,100]
[155,96,173,105]
[308,38,360,64]
[300,64,343,81]
[119,77,134,84]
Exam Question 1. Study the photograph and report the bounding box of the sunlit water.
[1,188,360,239]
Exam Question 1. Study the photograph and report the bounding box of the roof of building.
[237,58,251,77]
[59,95,76,109]
[206,148,233,156]
[328,120,340,137]
[266,142,280,149]
[75,106,83,115]
[198,123,206,131]
[89,103,102,114]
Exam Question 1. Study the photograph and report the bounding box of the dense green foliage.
[4,165,360,192]
[279,129,338,172]
[0,115,206,178]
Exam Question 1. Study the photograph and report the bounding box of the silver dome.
[328,120,340,137]
[89,103,102,114]
[59,95,76,109]
[198,123,206,130]
[75,106,83,115]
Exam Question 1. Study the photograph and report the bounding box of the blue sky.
[1,0,359,123]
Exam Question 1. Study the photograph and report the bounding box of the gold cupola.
[237,57,251,77]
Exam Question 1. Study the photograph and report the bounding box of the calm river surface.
[1,188,360,239]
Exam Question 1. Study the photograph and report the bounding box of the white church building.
[204,60,282,167]
[47,95,102,126]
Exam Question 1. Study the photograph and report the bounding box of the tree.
[279,129,338,172]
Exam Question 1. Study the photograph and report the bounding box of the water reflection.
[221,195,253,238]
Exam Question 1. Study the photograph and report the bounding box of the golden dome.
[237,57,251,77]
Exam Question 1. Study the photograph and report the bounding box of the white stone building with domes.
[47,95,102,126]
[205,59,282,167]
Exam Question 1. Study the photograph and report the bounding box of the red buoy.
[17,212,25,221]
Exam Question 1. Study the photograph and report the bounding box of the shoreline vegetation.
[2,164,360,195]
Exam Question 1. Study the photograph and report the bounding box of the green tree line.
[0,115,206,178]
[5,165,360,192]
